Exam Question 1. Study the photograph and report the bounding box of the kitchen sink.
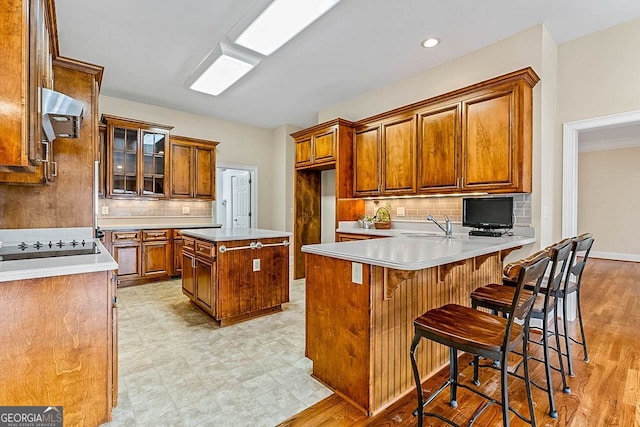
[400,232,456,239]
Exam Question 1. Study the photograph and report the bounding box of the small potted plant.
[373,203,392,229]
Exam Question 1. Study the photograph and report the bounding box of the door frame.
[216,162,258,228]
[562,110,640,238]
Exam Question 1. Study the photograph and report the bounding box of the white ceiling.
[55,0,640,130]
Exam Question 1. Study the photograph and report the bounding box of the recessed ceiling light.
[421,38,440,48]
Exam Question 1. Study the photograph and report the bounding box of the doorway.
[562,110,640,261]
[216,163,258,229]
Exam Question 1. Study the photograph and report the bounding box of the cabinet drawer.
[112,231,141,242]
[195,240,215,259]
[182,237,195,252]
[143,229,170,241]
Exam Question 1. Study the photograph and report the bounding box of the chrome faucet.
[426,215,453,237]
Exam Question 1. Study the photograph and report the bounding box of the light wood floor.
[279,258,640,426]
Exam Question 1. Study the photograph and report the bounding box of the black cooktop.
[0,240,100,261]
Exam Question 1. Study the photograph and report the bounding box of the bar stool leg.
[576,288,589,362]
[409,334,424,427]
[553,306,571,394]
[542,313,558,418]
[450,347,458,407]
[522,324,537,427]
[562,294,575,376]
[500,350,510,427]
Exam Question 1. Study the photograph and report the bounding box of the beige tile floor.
[101,277,331,427]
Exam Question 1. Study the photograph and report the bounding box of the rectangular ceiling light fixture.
[187,42,261,96]
[233,0,342,56]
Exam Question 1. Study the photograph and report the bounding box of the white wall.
[99,95,278,228]
[578,146,640,259]
[271,124,299,232]
[321,170,336,243]
[557,17,640,243]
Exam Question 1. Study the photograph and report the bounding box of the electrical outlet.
[397,207,405,217]
[182,206,191,215]
[253,259,261,272]
[101,206,109,215]
[352,262,363,284]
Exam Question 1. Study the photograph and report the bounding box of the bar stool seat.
[410,251,550,427]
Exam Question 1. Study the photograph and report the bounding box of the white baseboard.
[590,251,640,262]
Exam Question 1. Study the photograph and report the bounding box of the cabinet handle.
[192,257,196,268]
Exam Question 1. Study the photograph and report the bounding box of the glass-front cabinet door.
[142,131,167,197]
[111,126,139,195]
[103,115,173,198]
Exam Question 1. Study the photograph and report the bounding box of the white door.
[231,172,251,228]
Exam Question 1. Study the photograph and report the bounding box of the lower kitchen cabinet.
[141,229,171,278]
[0,271,117,425]
[173,230,184,275]
[181,235,289,325]
[109,231,142,282]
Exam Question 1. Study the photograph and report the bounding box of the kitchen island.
[302,233,535,416]
[180,228,291,325]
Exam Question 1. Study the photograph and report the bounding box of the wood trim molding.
[473,253,494,271]
[383,268,417,300]
[53,57,104,87]
[437,260,466,283]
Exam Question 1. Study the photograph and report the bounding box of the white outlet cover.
[182,206,191,214]
[352,262,363,284]
[253,258,260,272]
[101,206,109,215]
[397,207,405,217]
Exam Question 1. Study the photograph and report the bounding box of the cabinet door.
[195,257,215,315]
[141,131,168,197]
[142,240,171,277]
[194,145,215,199]
[170,143,193,198]
[312,130,336,164]
[462,87,515,190]
[381,116,416,194]
[417,104,461,192]
[109,126,139,196]
[182,253,195,299]
[353,125,381,196]
[173,238,184,275]
[295,138,312,166]
[112,243,141,278]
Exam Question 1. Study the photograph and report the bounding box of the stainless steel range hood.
[41,88,84,141]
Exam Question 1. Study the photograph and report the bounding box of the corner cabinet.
[170,135,219,200]
[0,0,55,177]
[292,119,364,279]
[102,115,173,198]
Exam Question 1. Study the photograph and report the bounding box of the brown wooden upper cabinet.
[0,0,55,176]
[353,67,539,197]
[102,115,173,198]
[170,135,219,200]
[294,128,336,168]
[354,115,416,196]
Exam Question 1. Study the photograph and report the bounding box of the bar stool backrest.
[542,238,573,307]
[567,233,595,290]
[504,251,550,349]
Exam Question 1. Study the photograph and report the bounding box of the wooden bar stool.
[409,251,550,427]
[560,233,594,376]
[470,239,573,419]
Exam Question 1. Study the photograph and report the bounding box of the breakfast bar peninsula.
[302,233,535,415]
[180,228,291,325]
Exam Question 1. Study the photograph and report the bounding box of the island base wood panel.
[0,271,115,426]
[305,252,502,416]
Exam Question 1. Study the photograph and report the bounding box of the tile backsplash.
[99,199,213,218]
[364,194,531,227]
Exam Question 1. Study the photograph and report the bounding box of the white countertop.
[0,240,117,282]
[302,234,535,271]
[97,217,222,231]
[180,228,291,242]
